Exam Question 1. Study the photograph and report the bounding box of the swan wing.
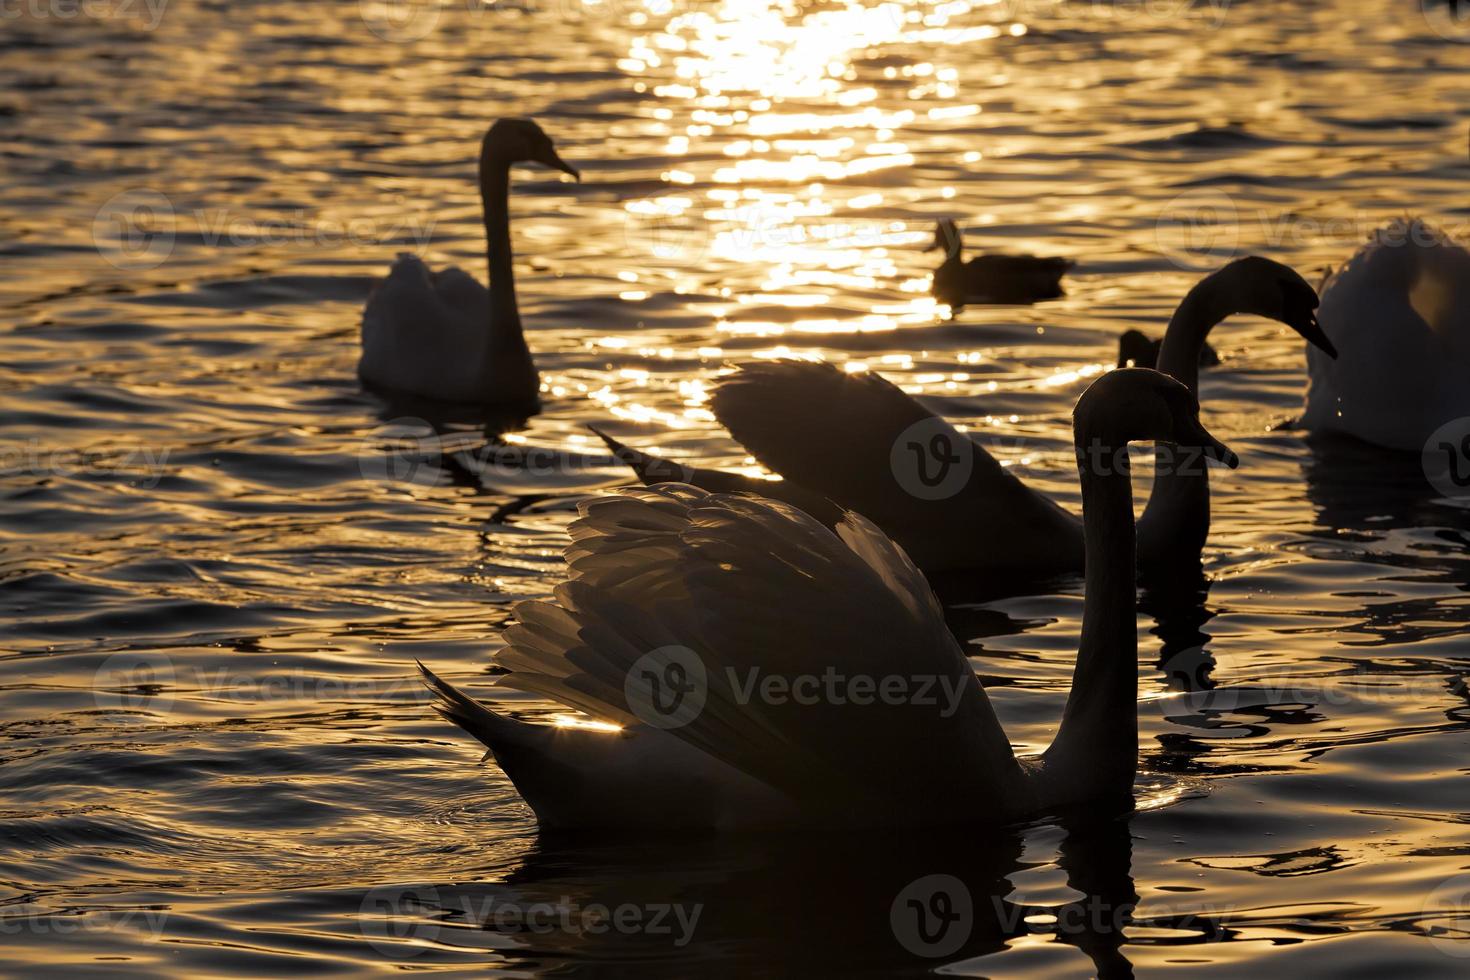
[709,360,1079,573]
[499,484,1021,817]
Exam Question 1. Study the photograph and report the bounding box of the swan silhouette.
[1117,328,1219,370]
[358,118,579,409]
[420,369,1236,829]
[1300,218,1470,451]
[929,218,1072,310]
[600,256,1332,579]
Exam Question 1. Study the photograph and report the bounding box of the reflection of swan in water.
[401,818,1174,978]
[600,257,1329,583]
[1295,436,1470,647]
[420,370,1235,829]
[1300,218,1470,451]
[359,118,579,412]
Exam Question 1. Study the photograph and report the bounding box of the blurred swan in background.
[358,118,579,410]
[601,256,1332,580]
[1301,218,1470,451]
[1117,327,1219,370]
[421,369,1237,830]
[928,218,1072,310]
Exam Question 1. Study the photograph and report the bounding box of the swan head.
[482,118,580,180]
[1075,368,1238,469]
[1213,256,1337,358]
[927,218,963,257]
[1116,329,1158,369]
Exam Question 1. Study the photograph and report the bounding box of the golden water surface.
[3,0,1470,974]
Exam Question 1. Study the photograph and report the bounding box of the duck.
[928,218,1072,311]
[358,118,579,410]
[1299,218,1470,451]
[1117,328,1219,370]
[600,256,1333,580]
[421,368,1238,830]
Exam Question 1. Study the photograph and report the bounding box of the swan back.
[359,253,496,403]
[1305,219,1470,450]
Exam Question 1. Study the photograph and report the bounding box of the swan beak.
[1297,313,1338,359]
[539,149,581,181]
[1198,431,1239,470]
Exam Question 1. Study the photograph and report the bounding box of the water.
[3,0,1470,974]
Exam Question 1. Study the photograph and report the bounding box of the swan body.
[423,369,1237,830]
[604,257,1332,580]
[359,118,579,409]
[1302,218,1470,451]
[360,257,496,403]
[929,219,1072,309]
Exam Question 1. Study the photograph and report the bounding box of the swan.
[1117,328,1218,370]
[600,256,1334,579]
[420,368,1238,830]
[358,118,579,409]
[929,218,1073,310]
[1300,217,1470,451]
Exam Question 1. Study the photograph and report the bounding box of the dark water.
[3,0,1470,974]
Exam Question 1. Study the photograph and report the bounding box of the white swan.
[421,369,1237,830]
[599,256,1333,580]
[358,118,579,408]
[1301,218,1470,451]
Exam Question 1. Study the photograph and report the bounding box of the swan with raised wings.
[421,369,1237,829]
[1300,218,1470,451]
[359,118,579,410]
[600,256,1334,579]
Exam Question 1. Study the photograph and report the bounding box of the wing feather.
[709,360,1079,573]
[493,484,1025,818]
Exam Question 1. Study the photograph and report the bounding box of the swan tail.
[588,424,844,523]
[588,425,698,485]
[418,661,545,761]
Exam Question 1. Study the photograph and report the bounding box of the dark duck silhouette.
[928,218,1072,310]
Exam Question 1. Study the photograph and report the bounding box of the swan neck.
[479,155,535,396]
[1156,276,1228,392]
[1140,274,1227,555]
[1042,437,1138,801]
